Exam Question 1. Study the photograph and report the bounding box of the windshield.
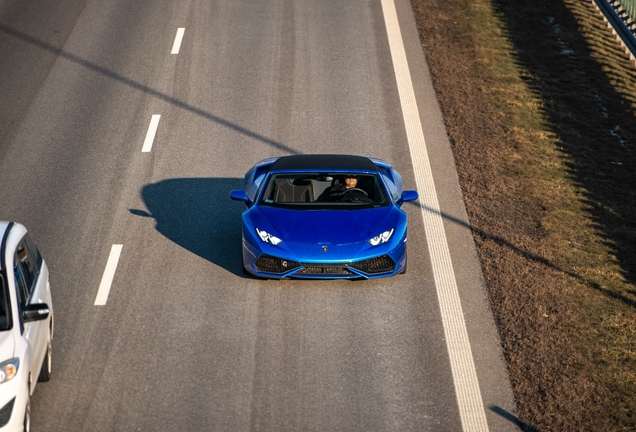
[0,273,11,331]
[259,172,390,209]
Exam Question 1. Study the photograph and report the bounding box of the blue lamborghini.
[230,154,419,279]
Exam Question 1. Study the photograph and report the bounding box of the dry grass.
[411,0,636,429]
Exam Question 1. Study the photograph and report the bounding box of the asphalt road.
[0,0,518,430]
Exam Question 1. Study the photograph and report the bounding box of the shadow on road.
[489,405,537,432]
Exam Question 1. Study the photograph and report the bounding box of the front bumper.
[242,228,407,279]
[0,376,28,432]
[253,254,397,278]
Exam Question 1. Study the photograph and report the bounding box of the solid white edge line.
[171,28,185,54]
[142,114,161,153]
[380,1,489,431]
[94,244,123,306]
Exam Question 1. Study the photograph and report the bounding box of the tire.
[242,257,266,279]
[400,255,407,274]
[23,397,31,432]
[242,255,250,275]
[37,338,52,382]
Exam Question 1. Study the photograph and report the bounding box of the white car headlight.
[256,228,282,245]
[368,228,394,246]
[0,358,19,385]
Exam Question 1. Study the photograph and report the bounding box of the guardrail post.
[593,0,636,67]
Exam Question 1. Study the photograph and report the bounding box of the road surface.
[0,0,518,430]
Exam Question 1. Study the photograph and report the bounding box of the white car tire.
[23,397,31,432]
[37,337,52,383]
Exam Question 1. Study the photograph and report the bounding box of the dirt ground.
[410,0,636,430]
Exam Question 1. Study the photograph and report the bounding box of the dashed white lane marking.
[380,1,489,431]
[95,244,123,306]
[171,28,185,54]
[142,114,161,152]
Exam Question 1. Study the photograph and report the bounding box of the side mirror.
[400,190,419,204]
[230,190,248,201]
[23,303,50,323]
[230,189,252,207]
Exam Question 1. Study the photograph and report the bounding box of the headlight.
[368,228,394,246]
[0,359,19,385]
[256,228,282,245]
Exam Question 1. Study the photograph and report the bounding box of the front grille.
[254,254,395,276]
[350,255,395,274]
[298,266,354,275]
[255,254,301,273]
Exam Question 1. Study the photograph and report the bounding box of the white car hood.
[0,331,15,361]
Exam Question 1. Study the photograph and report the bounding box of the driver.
[318,174,365,202]
[344,175,358,190]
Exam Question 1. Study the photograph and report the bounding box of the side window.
[379,168,400,202]
[12,263,28,334]
[248,165,270,202]
[13,260,29,309]
[16,240,38,295]
[391,168,404,196]
[23,233,43,269]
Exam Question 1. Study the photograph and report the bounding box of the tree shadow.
[0,22,298,156]
[407,199,636,309]
[491,0,636,288]
[130,178,245,276]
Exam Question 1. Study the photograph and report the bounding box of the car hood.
[254,206,395,245]
[0,331,15,361]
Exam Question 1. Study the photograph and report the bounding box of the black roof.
[269,154,378,172]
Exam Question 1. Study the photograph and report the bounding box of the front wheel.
[23,396,31,432]
[399,255,407,275]
[38,338,52,382]
[242,254,250,275]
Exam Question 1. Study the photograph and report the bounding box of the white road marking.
[94,244,123,306]
[380,1,489,431]
[142,114,161,152]
[171,28,185,54]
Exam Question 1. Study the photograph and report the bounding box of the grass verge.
[410,0,636,429]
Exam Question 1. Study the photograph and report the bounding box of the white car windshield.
[259,173,390,209]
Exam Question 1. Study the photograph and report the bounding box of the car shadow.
[130,178,246,276]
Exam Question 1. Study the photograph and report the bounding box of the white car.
[0,222,53,432]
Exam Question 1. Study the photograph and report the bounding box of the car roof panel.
[269,154,379,172]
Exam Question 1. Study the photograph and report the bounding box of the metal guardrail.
[613,0,636,26]
[594,0,636,65]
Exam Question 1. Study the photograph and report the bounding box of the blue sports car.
[230,154,419,279]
